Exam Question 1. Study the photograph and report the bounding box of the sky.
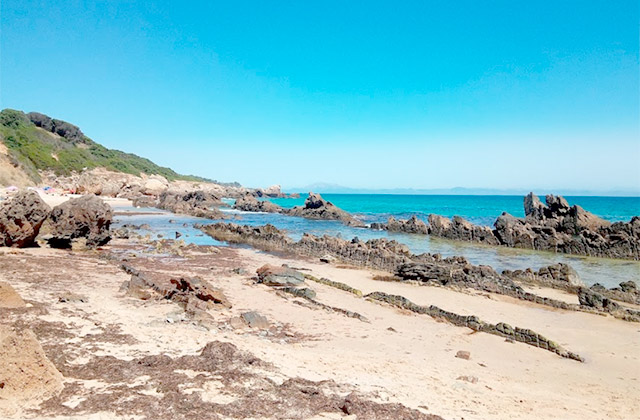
[1,0,639,193]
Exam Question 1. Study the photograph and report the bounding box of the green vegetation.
[0,109,212,183]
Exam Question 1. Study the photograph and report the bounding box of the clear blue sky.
[1,1,638,193]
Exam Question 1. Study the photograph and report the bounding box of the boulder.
[256,264,305,286]
[142,178,167,196]
[240,311,270,329]
[48,195,113,248]
[0,190,51,247]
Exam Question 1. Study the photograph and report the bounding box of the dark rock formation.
[157,190,224,219]
[428,214,500,245]
[199,222,640,321]
[233,194,283,213]
[377,193,639,260]
[494,192,638,259]
[387,215,428,234]
[0,190,51,247]
[503,263,584,291]
[48,195,112,248]
[286,193,364,227]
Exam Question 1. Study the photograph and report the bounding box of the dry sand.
[0,239,638,420]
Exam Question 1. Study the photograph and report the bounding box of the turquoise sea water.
[268,194,640,226]
[113,194,639,288]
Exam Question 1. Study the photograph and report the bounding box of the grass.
[0,108,219,184]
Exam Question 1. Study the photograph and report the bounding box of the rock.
[240,311,270,329]
[319,254,336,263]
[387,215,428,234]
[170,277,232,309]
[0,190,51,247]
[455,350,471,360]
[158,189,224,219]
[57,292,88,303]
[286,193,364,227]
[260,184,286,198]
[142,178,168,196]
[120,275,153,300]
[175,231,182,239]
[233,194,283,213]
[456,375,478,384]
[132,196,158,208]
[48,195,112,248]
[493,212,535,249]
[620,281,637,293]
[577,288,619,311]
[427,214,499,245]
[0,326,64,416]
[523,192,546,220]
[256,264,305,286]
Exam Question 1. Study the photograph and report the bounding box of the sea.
[113,194,640,288]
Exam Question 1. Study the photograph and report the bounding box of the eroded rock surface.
[48,195,112,248]
[0,190,51,247]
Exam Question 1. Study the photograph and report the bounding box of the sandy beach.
[1,216,638,419]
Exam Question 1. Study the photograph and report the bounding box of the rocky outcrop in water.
[48,195,112,248]
[503,263,584,291]
[286,193,364,227]
[157,189,225,219]
[428,214,500,244]
[493,193,639,259]
[387,215,429,234]
[0,190,51,247]
[233,194,283,213]
[198,222,640,322]
[371,193,640,260]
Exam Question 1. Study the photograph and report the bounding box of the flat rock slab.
[256,264,305,287]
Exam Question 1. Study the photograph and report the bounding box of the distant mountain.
[0,109,224,185]
[288,183,640,197]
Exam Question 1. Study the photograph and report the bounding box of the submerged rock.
[0,190,51,247]
[48,195,112,248]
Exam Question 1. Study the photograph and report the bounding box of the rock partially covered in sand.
[233,194,283,213]
[0,326,64,417]
[286,193,364,227]
[48,195,113,248]
[241,311,270,329]
[256,264,305,286]
[0,190,51,247]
